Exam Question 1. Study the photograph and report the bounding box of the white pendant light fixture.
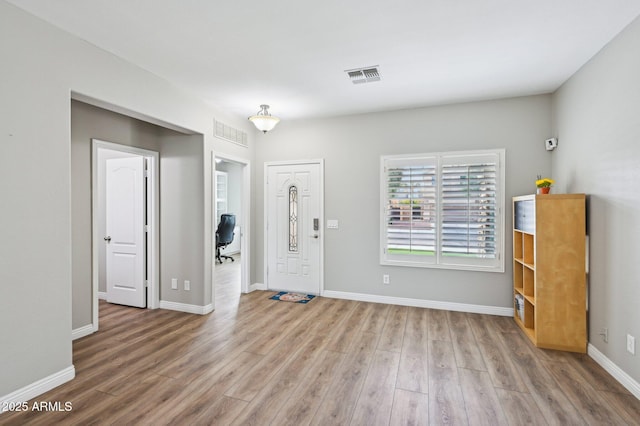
[248,104,280,133]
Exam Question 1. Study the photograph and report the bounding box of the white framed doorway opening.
[212,152,251,298]
[91,139,160,330]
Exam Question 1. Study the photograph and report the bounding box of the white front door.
[266,162,322,295]
[105,156,146,307]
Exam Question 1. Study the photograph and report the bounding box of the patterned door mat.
[269,292,316,304]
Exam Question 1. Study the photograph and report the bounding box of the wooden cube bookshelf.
[512,194,586,353]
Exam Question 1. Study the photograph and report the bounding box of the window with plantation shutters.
[384,156,438,265]
[381,149,504,272]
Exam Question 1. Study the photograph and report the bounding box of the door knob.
[104,236,112,242]
[310,234,319,239]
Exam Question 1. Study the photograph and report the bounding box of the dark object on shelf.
[216,214,236,264]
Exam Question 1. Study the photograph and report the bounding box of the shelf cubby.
[513,262,523,293]
[523,266,534,301]
[524,299,535,330]
[513,230,523,261]
[523,233,534,266]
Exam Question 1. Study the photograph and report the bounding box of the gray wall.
[256,95,553,308]
[553,15,640,383]
[158,133,207,306]
[0,1,253,398]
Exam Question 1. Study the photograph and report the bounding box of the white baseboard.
[98,291,107,300]
[588,343,640,400]
[72,323,96,341]
[321,290,514,317]
[248,283,267,292]
[0,366,75,411]
[159,300,214,315]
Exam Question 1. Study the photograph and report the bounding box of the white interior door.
[105,156,146,307]
[266,162,322,294]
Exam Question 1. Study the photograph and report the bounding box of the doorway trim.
[264,159,325,295]
[212,152,251,297]
[91,139,160,331]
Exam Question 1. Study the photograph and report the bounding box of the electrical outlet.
[171,278,178,290]
[599,328,608,343]
[627,334,635,355]
[184,280,190,291]
[383,274,390,285]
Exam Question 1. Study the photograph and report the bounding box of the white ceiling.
[7,0,640,121]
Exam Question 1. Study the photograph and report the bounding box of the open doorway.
[91,140,160,328]
[71,97,208,341]
[213,153,250,308]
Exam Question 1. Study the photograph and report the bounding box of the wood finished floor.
[3,258,639,425]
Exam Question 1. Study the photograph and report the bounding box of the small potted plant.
[536,175,554,194]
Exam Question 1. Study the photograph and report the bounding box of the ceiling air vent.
[346,66,381,84]
[214,119,248,147]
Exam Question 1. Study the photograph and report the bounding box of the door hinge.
[145,280,149,288]
[145,225,150,232]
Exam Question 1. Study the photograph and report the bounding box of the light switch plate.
[327,219,339,229]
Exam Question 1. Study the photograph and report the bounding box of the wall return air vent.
[346,66,381,84]
[214,119,248,147]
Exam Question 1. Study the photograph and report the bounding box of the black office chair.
[216,214,236,264]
